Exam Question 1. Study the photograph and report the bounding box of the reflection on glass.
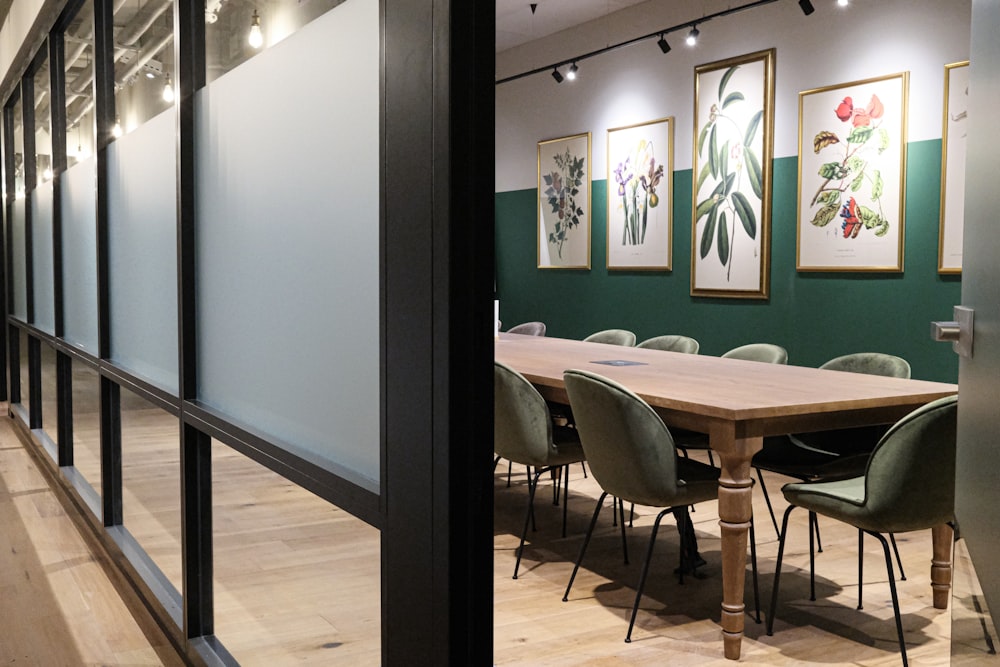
[206,0,346,83]
[72,361,102,501]
[12,96,24,198]
[40,343,58,450]
[18,329,30,417]
[111,0,175,136]
[121,387,181,593]
[34,54,52,187]
[211,439,381,663]
[65,0,95,167]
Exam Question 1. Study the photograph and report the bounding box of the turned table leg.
[931,523,953,610]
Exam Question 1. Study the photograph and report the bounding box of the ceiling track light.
[686,25,700,46]
[551,67,564,83]
[837,0,849,5]
[248,10,263,48]
[566,62,578,80]
[798,0,815,15]
[657,33,671,54]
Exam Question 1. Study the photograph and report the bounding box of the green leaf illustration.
[872,169,884,199]
[857,204,890,236]
[722,91,745,109]
[819,162,849,180]
[850,170,865,192]
[724,172,737,197]
[818,190,842,206]
[846,155,864,173]
[695,196,715,220]
[847,126,873,144]
[811,203,839,227]
[744,110,763,147]
[697,161,711,191]
[708,125,719,178]
[698,124,710,155]
[701,204,718,259]
[719,140,729,184]
[718,65,740,99]
[878,128,890,154]
[732,191,757,239]
[717,211,730,265]
[745,147,763,200]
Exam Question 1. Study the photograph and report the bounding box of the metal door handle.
[931,306,974,357]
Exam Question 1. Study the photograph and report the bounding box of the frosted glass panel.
[31,184,55,333]
[11,199,26,321]
[108,109,178,392]
[62,157,99,352]
[195,0,379,486]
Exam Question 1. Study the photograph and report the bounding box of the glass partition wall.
[0,1,389,664]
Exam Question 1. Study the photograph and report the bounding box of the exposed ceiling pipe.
[116,0,172,46]
[116,30,174,85]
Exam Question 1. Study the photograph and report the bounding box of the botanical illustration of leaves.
[847,126,873,144]
[811,203,839,227]
[719,140,729,184]
[819,162,849,180]
[857,204,890,236]
[818,190,842,206]
[732,191,757,239]
[813,131,840,154]
[696,197,715,220]
[743,110,762,147]
[698,124,710,155]
[717,211,730,265]
[744,147,763,200]
[718,65,740,99]
[878,128,890,153]
[850,170,865,192]
[872,169,884,199]
[697,161,711,191]
[722,91,745,109]
[846,155,864,173]
[708,125,719,178]
[543,174,553,186]
[724,172,736,197]
[700,204,718,259]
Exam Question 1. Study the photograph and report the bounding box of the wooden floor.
[0,398,967,665]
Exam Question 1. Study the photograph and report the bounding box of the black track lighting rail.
[495,0,785,85]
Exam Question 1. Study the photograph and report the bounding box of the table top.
[495,333,958,435]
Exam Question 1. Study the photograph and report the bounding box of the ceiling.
[496,0,650,52]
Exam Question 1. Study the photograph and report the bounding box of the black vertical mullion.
[2,101,14,403]
[93,0,121,525]
[21,73,41,429]
[50,28,73,466]
[175,0,212,642]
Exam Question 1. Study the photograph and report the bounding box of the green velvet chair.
[494,361,586,579]
[721,342,788,364]
[583,328,636,346]
[507,321,546,336]
[766,395,958,667]
[561,368,759,642]
[636,334,700,354]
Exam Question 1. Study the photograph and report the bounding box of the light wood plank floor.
[0,396,960,666]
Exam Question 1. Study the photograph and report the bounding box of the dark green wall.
[496,139,961,382]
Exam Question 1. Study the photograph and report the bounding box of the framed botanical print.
[939,61,969,274]
[606,117,673,270]
[797,72,909,272]
[537,132,591,269]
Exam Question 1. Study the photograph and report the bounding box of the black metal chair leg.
[814,514,823,553]
[629,503,635,527]
[890,533,906,580]
[755,467,781,538]
[767,505,797,636]
[513,467,545,579]
[563,492,608,601]
[858,529,865,610]
[625,508,673,643]
[506,459,512,486]
[580,461,588,478]
[561,465,570,538]
[618,497,629,565]
[749,514,761,623]
[870,531,908,667]
[808,511,817,601]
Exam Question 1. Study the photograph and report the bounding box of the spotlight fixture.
[162,73,175,103]
[112,117,123,138]
[686,25,700,46]
[43,167,53,181]
[657,33,671,54]
[566,62,578,81]
[798,0,815,15]
[837,0,848,5]
[248,10,263,48]
[551,67,564,83]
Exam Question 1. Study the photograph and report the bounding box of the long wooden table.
[495,333,959,660]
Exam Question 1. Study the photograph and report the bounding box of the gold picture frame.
[606,117,674,270]
[691,48,775,299]
[939,61,969,274]
[797,72,909,272]
[537,132,592,269]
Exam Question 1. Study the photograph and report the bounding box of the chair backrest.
[820,352,910,378]
[861,395,958,532]
[494,361,556,467]
[637,335,700,354]
[583,329,636,346]
[563,369,681,506]
[506,321,546,336]
[721,343,788,364]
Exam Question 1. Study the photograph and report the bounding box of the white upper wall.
[496,0,971,192]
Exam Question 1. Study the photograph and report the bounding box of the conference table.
[495,333,959,660]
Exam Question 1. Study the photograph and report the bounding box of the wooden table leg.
[931,523,953,610]
[714,431,761,660]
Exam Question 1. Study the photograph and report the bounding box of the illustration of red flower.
[834,94,884,127]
